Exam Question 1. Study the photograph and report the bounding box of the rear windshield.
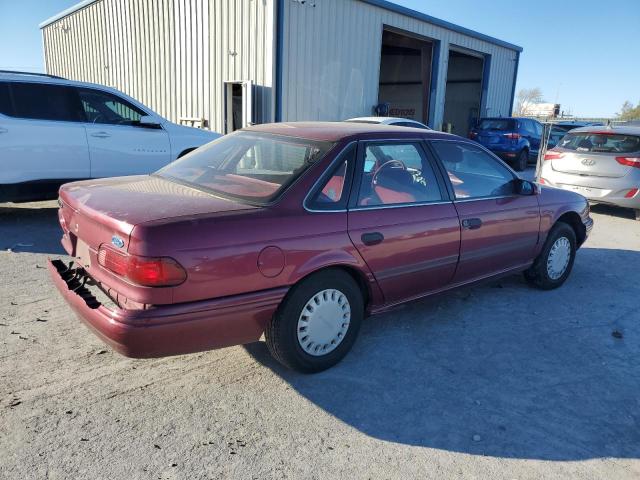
[157,132,333,204]
[477,119,516,131]
[558,132,640,153]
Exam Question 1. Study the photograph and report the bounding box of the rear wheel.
[513,149,528,171]
[524,222,576,290]
[265,270,364,373]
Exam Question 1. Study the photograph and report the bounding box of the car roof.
[345,117,423,125]
[245,122,454,142]
[567,125,640,136]
[0,71,114,91]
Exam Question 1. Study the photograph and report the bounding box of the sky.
[0,0,638,118]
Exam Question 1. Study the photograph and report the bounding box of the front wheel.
[265,270,364,373]
[524,222,577,290]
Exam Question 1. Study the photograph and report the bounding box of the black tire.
[524,222,577,290]
[265,270,364,373]
[514,149,528,172]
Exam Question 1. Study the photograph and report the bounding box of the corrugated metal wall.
[42,0,275,133]
[280,0,518,128]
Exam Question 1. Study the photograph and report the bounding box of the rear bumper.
[540,168,640,209]
[48,259,287,358]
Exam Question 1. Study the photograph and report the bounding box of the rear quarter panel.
[130,206,382,307]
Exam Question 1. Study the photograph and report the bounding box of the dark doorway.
[378,29,433,124]
[442,50,485,136]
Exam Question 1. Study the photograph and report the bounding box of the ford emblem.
[111,235,125,249]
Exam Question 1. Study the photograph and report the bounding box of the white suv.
[0,71,221,202]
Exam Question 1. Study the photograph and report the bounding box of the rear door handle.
[361,232,384,246]
[90,131,111,138]
[462,218,482,230]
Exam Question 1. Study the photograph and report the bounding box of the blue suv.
[469,117,542,171]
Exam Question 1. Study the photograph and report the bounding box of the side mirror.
[139,115,162,129]
[514,178,538,196]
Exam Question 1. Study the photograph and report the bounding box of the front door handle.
[361,232,384,246]
[90,131,111,138]
[462,218,482,230]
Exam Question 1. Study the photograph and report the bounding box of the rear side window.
[558,133,640,153]
[9,82,84,122]
[0,83,12,116]
[309,144,356,210]
[477,119,515,131]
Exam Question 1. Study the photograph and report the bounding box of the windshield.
[157,132,333,203]
[477,119,516,131]
[558,132,640,153]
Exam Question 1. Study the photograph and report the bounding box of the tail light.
[544,150,565,161]
[98,246,187,287]
[616,156,640,169]
[468,131,478,139]
[625,188,639,198]
[503,132,521,140]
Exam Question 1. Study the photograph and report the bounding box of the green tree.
[618,100,640,120]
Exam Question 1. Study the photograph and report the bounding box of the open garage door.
[442,49,485,136]
[377,29,433,124]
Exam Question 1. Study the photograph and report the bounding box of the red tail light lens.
[468,131,478,139]
[625,188,639,198]
[616,156,640,168]
[544,150,565,161]
[503,133,521,140]
[98,247,187,287]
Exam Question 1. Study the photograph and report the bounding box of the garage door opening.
[377,29,433,124]
[442,50,485,136]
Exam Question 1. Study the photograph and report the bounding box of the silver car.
[540,126,640,220]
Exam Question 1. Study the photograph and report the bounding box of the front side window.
[8,82,84,122]
[357,143,442,207]
[78,88,146,126]
[158,132,332,204]
[431,141,515,199]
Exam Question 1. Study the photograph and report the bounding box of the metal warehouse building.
[40,0,522,136]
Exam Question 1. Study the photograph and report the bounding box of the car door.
[347,140,461,305]
[0,81,89,184]
[77,87,170,178]
[429,140,540,285]
[521,119,540,158]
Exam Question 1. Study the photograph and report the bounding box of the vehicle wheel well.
[556,212,586,246]
[177,148,196,159]
[296,266,371,312]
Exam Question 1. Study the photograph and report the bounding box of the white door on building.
[77,87,171,178]
[224,81,254,134]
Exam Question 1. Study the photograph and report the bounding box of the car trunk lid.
[551,132,640,178]
[59,175,257,254]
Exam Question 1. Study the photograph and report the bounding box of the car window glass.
[522,120,536,135]
[9,82,84,122]
[559,133,640,153]
[533,121,543,136]
[393,121,426,129]
[78,88,146,126]
[431,141,515,199]
[357,143,442,207]
[311,145,356,208]
[0,83,12,116]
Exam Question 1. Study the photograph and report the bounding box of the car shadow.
[244,247,640,461]
[589,203,637,220]
[0,202,65,255]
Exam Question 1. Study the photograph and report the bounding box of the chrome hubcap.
[547,237,571,280]
[297,289,351,356]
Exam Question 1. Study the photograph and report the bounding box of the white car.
[0,71,221,202]
[345,116,432,130]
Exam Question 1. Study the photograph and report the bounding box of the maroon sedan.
[49,122,593,372]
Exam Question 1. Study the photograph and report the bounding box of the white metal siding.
[42,0,275,132]
[280,0,518,128]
